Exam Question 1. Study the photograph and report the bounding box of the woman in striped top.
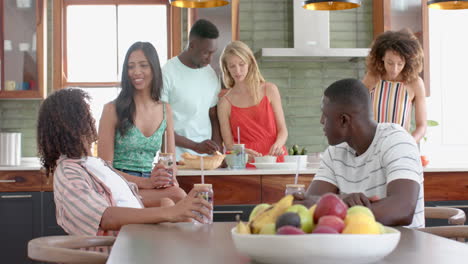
[37,89,212,238]
[362,29,427,143]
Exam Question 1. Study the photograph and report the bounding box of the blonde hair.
[220,41,265,104]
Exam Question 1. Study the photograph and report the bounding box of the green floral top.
[113,104,166,173]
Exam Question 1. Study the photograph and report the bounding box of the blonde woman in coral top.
[362,29,427,143]
[218,41,288,161]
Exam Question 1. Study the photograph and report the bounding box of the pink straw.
[201,157,204,184]
[237,126,240,144]
[294,157,300,185]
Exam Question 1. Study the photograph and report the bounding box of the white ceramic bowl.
[231,227,400,264]
[283,155,308,169]
[254,156,277,164]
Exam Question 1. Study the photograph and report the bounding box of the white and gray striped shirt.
[314,123,425,228]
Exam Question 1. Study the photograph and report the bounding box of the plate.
[251,162,297,170]
[231,227,401,264]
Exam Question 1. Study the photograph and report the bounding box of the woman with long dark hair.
[99,42,186,204]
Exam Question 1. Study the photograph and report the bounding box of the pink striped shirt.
[53,156,143,249]
[370,80,412,131]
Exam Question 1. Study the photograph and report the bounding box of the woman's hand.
[150,164,173,189]
[268,143,284,156]
[245,148,261,162]
[166,186,213,223]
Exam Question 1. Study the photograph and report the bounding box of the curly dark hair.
[366,28,423,83]
[116,41,163,136]
[37,88,97,176]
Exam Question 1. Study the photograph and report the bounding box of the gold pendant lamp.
[302,0,361,10]
[169,0,229,8]
[427,0,468,9]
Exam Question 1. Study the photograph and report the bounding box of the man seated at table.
[298,78,424,228]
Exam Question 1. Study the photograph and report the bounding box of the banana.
[235,215,251,234]
[250,195,294,234]
[249,203,271,222]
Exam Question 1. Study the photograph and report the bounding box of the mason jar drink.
[231,144,247,169]
[157,153,174,186]
[285,184,305,196]
[194,183,214,224]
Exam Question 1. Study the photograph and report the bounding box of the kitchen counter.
[2,157,468,173]
[2,158,468,203]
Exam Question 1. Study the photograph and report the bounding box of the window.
[53,0,181,123]
[422,8,468,166]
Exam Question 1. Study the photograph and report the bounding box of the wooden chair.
[423,206,466,225]
[28,235,115,264]
[418,206,467,242]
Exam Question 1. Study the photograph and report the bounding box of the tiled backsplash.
[0,0,372,157]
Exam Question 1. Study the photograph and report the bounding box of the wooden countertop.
[107,222,468,264]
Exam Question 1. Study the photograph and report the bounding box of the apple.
[277,225,305,235]
[259,223,276,235]
[314,193,348,222]
[317,215,345,233]
[312,225,339,234]
[286,204,314,233]
[347,205,375,221]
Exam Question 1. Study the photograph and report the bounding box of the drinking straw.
[237,126,240,145]
[201,157,205,184]
[164,131,167,153]
[294,157,300,185]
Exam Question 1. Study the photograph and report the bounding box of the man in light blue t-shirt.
[161,19,222,160]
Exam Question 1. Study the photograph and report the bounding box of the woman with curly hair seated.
[37,88,211,239]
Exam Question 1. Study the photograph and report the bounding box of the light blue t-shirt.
[161,56,221,160]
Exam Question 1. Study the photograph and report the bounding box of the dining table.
[106,222,468,264]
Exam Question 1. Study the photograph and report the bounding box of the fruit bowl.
[231,226,400,264]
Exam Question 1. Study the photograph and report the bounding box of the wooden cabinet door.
[178,175,261,205]
[0,192,41,263]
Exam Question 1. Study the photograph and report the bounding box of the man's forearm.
[174,132,198,151]
[370,198,415,226]
[210,107,223,148]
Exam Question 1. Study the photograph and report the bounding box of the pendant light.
[427,0,468,9]
[169,0,229,8]
[302,0,361,11]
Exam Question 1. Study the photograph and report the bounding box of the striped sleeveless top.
[370,80,412,131]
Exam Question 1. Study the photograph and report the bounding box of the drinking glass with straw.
[285,157,305,196]
[194,157,214,224]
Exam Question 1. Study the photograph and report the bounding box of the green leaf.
[427,120,439,127]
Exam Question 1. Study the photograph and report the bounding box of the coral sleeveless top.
[226,90,286,162]
[370,80,412,131]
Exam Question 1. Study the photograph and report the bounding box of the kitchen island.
[1,158,468,203]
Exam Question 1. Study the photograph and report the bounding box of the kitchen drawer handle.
[1,195,32,199]
[213,210,244,214]
[436,205,468,209]
[0,179,16,183]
